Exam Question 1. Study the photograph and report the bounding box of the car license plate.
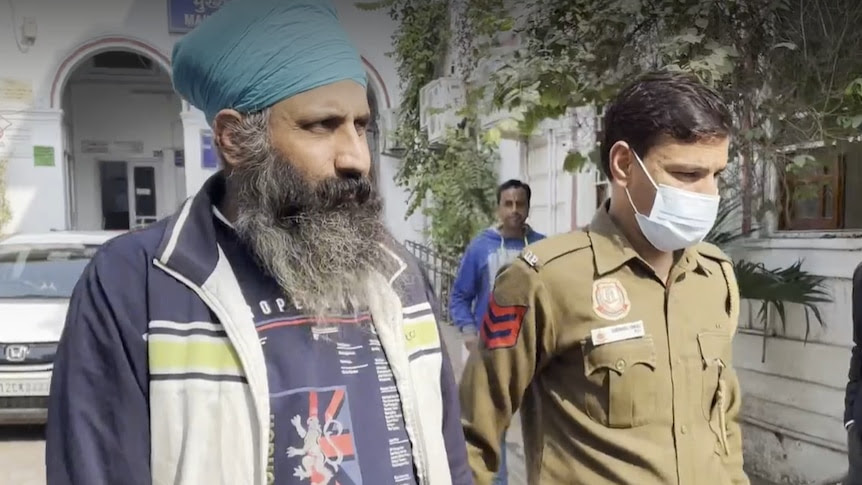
[0,379,50,397]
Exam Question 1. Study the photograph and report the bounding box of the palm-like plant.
[704,199,832,362]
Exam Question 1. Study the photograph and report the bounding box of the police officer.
[459,72,750,485]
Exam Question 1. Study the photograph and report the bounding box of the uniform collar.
[587,203,706,277]
[587,205,641,276]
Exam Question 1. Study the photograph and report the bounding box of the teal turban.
[172,0,367,125]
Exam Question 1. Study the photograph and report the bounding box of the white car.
[0,231,121,424]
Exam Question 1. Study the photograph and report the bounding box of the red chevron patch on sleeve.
[480,294,528,350]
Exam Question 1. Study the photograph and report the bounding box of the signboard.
[0,79,33,106]
[81,140,145,154]
[201,130,219,169]
[81,140,109,154]
[174,149,185,167]
[33,146,55,167]
[168,0,231,34]
[113,140,144,154]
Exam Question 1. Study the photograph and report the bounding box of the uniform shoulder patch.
[519,249,540,269]
[520,231,591,271]
[695,241,731,262]
[480,294,528,350]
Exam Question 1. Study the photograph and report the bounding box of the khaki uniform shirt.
[459,207,749,485]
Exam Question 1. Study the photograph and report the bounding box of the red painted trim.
[361,56,391,109]
[50,37,171,108]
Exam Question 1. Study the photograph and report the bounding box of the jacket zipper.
[385,308,432,483]
[153,259,268,485]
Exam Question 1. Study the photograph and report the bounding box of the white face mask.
[625,149,720,252]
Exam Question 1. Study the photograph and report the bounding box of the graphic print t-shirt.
[213,211,418,485]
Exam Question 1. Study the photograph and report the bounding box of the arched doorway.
[60,49,185,230]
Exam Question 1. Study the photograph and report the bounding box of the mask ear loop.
[629,148,660,189]
[625,186,645,216]
[626,147,662,217]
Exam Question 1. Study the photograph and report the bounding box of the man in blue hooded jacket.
[449,179,544,484]
[45,1,471,484]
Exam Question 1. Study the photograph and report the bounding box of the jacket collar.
[155,172,226,287]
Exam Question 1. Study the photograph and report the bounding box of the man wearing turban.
[45,1,471,484]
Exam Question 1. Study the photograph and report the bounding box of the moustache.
[273,176,376,221]
[314,176,375,209]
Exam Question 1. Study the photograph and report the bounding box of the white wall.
[68,81,183,230]
[730,238,857,484]
[0,0,423,242]
[0,109,65,233]
[521,121,574,237]
[498,139,521,183]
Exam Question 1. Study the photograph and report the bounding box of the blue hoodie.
[449,226,545,333]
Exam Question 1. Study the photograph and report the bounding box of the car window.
[0,244,100,299]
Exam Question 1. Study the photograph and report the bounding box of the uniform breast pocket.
[697,331,731,420]
[582,336,658,428]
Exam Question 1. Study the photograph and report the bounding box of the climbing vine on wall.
[357,0,507,259]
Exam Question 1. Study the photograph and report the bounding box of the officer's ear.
[608,141,635,187]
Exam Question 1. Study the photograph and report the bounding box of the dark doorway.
[99,161,129,230]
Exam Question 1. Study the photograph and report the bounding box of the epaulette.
[518,231,591,271]
[694,241,732,263]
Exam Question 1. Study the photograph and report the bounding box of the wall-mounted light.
[7,0,36,52]
[21,16,37,46]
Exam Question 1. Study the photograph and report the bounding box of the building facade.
[0,0,425,244]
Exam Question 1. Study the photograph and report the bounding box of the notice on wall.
[0,118,32,161]
[0,79,33,106]
[201,130,219,169]
[33,146,55,167]
[81,140,109,154]
[113,140,144,154]
[80,140,144,154]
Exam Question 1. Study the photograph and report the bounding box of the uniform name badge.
[591,320,645,346]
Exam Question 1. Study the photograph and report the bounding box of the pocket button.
[615,359,626,371]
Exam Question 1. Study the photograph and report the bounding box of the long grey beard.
[227,143,392,319]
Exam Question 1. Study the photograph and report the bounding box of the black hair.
[600,71,732,180]
[497,179,531,206]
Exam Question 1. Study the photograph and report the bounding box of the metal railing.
[404,240,459,324]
